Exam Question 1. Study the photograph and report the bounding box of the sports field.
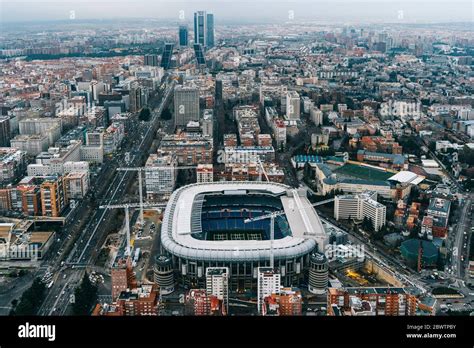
[333,163,393,181]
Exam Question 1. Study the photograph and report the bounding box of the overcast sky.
[0,0,473,24]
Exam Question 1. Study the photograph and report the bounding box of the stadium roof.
[388,171,425,185]
[161,182,327,262]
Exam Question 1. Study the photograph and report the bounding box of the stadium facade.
[160,182,329,290]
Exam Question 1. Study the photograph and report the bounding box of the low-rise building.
[328,287,417,316]
[334,191,386,231]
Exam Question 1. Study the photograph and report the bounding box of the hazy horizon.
[0,0,473,25]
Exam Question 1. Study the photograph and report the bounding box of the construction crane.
[244,196,334,268]
[117,165,197,226]
[256,157,269,182]
[99,202,167,256]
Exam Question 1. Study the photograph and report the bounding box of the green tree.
[10,278,46,315]
[139,107,151,121]
[161,107,172,120]
[72,273,98,315]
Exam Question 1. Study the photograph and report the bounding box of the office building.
[206,13,215,48]
[174,86,200,127]
[11,134,50,156]
[161,43,174,69]
[193,44,206,66]
[215,79,223,101]
[179,25,189,47]
[194,11,207,46]
[261,287,303,316]
[277,287,303,316]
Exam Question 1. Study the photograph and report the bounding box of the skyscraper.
[206,13,215,48]
[193,44,206,66]
[173,85,200,127]
[161,43,174,69]
[194,11,207,46]
[194,11,215,48]
[179,25,189,47]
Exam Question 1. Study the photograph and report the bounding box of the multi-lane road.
[37,80,175,316]
[450,195,472,279]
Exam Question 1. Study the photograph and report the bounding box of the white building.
[201,109,213,137]
[205,267,229,313]
[285,91,300,120]
[265,107,286,150]
[145,151,177,199]
[302,96,314,114]
[103,123,125,155]
[310,106,323,126]
[80,145,104,164]
[257,267,281,314]
[18,118,61,147]
[334,191,386,231]
[63,171,90,200]
[11,134,49,156]
[27,142,82,175]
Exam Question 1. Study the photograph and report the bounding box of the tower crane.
[244,157,334,268]
[244,196,334,268]
[117,165,197,226]
[99,202,167,256]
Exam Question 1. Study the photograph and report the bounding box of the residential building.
[334,191,386,231]
[145,151,177,199]
[205,267,229,315]
[196,164,214,183]
[285,91,300,120]
[257,267,281,314]
[40,175,66,217]
[327,287,417,316]
[0,148,26,187]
